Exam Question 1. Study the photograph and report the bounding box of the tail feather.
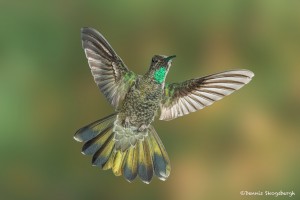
[137,139,153,184]
[123,147,138,182]
[74,114,171,183]
[92,133,115,168]
[102,148,116,170]
[112,151,127,176]
[148,126,171,180]
[81,125,113,155]
[74,113,117,142]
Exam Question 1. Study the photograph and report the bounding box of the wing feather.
[81,27,137,107]
[160,69,254,121]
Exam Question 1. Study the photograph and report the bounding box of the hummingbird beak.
[164,55,176,62]
[164,55,176,72]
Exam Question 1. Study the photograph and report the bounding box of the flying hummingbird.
[74,27,254,184]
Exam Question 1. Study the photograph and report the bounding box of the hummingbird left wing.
[159,69,254,121]
[81,27,137,108]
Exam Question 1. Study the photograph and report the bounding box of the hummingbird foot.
[123,117,130,128]
[138,124,149,132]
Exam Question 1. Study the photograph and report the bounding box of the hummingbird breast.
[119,78,163,127]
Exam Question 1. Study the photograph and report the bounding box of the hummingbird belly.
[119,86,162,128]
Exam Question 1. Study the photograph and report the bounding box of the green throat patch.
[154,67,167,84]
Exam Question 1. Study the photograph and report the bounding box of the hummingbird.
[74,27,254,184]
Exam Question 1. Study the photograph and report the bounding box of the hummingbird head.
[149,55,176,84]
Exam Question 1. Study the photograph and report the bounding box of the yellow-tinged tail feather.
[74,113,170,183]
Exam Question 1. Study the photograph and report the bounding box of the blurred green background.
[1,0,299,200]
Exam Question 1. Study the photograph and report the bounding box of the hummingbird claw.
[138,124,148,132]
[123,117,130,128]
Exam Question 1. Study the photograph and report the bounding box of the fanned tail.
[74,114,171,183]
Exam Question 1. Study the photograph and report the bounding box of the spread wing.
[160,70,254,121]
[81,27,137,107]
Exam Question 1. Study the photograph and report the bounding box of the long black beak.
[164,55,176,62]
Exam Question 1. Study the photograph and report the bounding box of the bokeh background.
[1,0,299,200]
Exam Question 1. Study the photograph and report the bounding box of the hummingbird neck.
[143,70,165,86]
[154,67,167,84]
[145,66,167,85]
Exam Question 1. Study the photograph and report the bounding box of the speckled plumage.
[120,75,163,126]
[74,27,254,183]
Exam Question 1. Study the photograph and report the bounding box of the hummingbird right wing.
[81,27,137,108]
[159,70,254,121]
